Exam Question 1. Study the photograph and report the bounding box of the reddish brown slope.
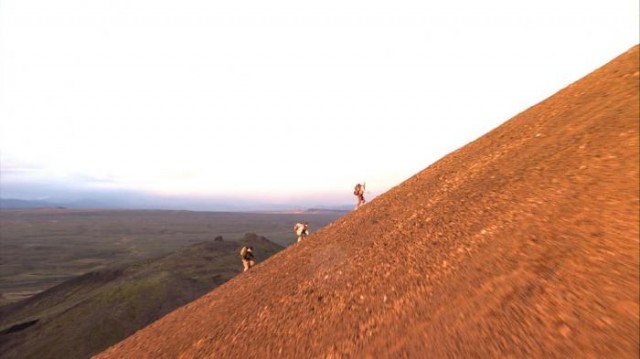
[97,46,639,358]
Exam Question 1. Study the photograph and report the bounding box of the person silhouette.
[240,246,255,271]
[354,183,366,209]
[293,222,310,242]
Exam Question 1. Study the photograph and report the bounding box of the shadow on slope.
[0,234,282,359]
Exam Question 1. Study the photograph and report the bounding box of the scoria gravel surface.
[96,46,640,358]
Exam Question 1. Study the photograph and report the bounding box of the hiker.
[354,183,366,209]
[239,246,255,272]
[293,222,310,242]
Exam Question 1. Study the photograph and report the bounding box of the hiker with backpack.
[354,183,366,209]
[293,222,310,243]
[239,246,255,272]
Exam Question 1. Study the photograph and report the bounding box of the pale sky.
[0,0,638,209]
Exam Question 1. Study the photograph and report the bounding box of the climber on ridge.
[354,182,366,209]
[293,222,310,243]
[239,246,255,272]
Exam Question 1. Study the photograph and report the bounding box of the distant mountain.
[64,199,110,209]
[0,196,352,212]
[304,208,350,214]
[0,198,112,210]
[0,234,283,359]
[0,198,63,209]
[263,206,352,214]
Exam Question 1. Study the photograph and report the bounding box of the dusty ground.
[96,45,639,358]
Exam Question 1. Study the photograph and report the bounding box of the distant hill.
[0,198,110,209]
[97,46,638,358]
[0,234,283,359]
[304,208,350,214]
[264,207,351,214]
[0,198,63,209]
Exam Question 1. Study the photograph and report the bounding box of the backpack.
[239,246,248,257]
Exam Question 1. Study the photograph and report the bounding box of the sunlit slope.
[97,45,639,358]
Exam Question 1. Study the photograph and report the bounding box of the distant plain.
[0,208,344,304]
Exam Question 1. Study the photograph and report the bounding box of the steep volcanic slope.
[98,46,639,358]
